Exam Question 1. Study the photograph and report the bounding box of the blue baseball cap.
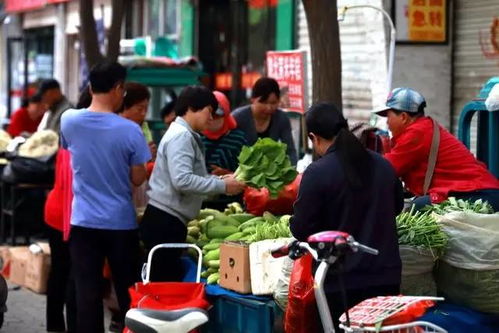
[374,87,426,116]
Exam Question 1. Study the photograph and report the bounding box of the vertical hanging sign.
[266,50,307,114]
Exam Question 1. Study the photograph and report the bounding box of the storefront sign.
[266,50,307,113]
[5,0,68,13]
[394,0,447,43]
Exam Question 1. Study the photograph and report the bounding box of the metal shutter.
[452,0,499,152]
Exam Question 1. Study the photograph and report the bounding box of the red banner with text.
[266,50,307,113]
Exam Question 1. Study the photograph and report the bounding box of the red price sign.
[266,50,307,113]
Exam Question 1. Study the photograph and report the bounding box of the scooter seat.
[125,307,209,333]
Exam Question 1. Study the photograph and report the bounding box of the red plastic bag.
[128,282,210,311]
[243,174,302,216]
[383,299,435,326]
[284,253,319,333]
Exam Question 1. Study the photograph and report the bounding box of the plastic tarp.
[434,211,499,314]
[399,245,436,296]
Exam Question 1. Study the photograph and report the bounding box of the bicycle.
[270,230,447,333]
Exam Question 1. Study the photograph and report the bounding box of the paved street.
[1,283,112,333]
[2,283,45,333]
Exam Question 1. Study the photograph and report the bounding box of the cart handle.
[143,243,203,284]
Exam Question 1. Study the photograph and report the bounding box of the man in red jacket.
[375,87,499,211]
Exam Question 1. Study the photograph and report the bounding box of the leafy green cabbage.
[234,138,297,198]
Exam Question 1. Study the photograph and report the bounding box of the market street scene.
[0,0,497,332]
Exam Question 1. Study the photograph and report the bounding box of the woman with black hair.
[290,102,404,330]
[142,85,246,282]
[232,77,297,165]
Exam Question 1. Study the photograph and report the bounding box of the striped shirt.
[201,129,248,173]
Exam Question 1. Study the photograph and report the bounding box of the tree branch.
[106,0,127,61]
[79,0,104,68]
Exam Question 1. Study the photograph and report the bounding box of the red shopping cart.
[125,243,210,333]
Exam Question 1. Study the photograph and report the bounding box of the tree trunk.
[79,0,127,68]
[302,0,342,109]
[106,0,127,62]
[79,0,104,68]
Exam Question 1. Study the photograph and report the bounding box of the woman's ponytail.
[334,127,372,189]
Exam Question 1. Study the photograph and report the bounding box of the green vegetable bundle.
[185,203,293,285]
[396,206,448,258]
[423,197,495,215]
[186,203,256,284]
[245,212,292,242]
[234,138,297,198]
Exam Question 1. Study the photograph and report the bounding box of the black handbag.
[2,154,55,184]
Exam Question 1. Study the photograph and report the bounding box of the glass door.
[6,27,54,117]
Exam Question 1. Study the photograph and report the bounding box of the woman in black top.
[290,102,403,330]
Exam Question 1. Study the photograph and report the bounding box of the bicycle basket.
[339,296,442,328]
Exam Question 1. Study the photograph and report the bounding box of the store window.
[125,0,145,38]
[246,2,276,74]
[7,27,54,116]
[198,0,278,105]
[148,0,180,40]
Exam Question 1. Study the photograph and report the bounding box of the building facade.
[0,0,497,138]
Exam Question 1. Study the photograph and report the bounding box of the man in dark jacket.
[290,102,403,329]
[38,79,73,133]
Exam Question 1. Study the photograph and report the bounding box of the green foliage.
[396,206,448,258]
[245,214,292,242]
[423,197,495,215]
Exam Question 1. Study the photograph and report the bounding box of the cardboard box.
[249,238,293,295]
[8,247,30,286]
[25,242,51,294]
[219,242,252,294]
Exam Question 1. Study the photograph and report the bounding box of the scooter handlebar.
[353,242,379,255]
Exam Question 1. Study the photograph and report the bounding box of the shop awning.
[5,0,68,13]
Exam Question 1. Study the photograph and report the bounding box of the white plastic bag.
[273,256,294,310]
[435,211,499,269]
[434,211,499,314]
[485,83,499,111]
[249,238,293,295]
[399,245,437,296]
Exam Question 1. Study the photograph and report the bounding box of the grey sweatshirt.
[147,117,226,223]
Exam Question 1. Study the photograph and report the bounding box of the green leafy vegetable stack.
[396,206,448,258]
[423,197,495,215]
[234,138,297,198]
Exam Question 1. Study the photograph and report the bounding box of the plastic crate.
[201,295,284,333]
